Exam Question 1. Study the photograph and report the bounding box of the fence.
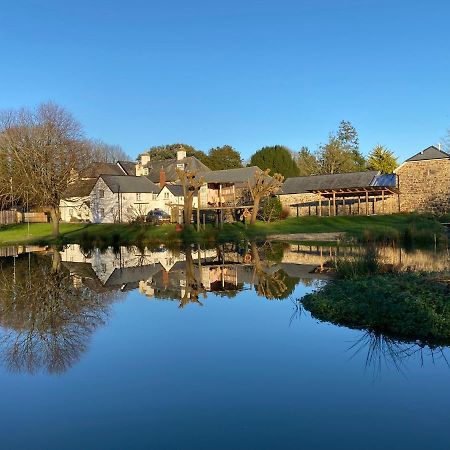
[0,210,18,225]
[23,212,48,223]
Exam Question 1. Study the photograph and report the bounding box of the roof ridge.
[285,170,378,181]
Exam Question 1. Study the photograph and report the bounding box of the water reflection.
[299,245,450,376]
[0,249,122,374]
[348,331,449,378]
[0,242,449,375]
[59,242,313,304]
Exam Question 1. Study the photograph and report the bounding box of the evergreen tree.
[207,145,243,170]
[336,120,366,170]
[296,146,320,176]
[141,144,209,166]
[249,145,299,178]
[367,145,398,173]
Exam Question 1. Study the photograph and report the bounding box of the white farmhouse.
[60,162,130,222]
[91,175,160,223]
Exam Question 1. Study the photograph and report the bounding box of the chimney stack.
[159,167,166,188]
[141,154,150,166]
[177,149,187,161]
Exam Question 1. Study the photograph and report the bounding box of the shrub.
[259,197,283,222]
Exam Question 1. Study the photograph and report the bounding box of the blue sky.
[1,0,449,162]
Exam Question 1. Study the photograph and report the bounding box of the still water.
[0,242,450,450]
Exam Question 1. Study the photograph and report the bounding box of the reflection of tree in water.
[179,247,206,309]
[0,250,120,374]
[250,243,297,300]
[349,330,449,378]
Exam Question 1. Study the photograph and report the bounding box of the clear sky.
[1,0,449,162]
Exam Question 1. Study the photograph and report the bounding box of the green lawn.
[214,213,448,245]
[0,213,447,247]
[0,222,179,246]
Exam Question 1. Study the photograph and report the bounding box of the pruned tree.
[250,242,288,299]
[176,168,204,225]
[178,248,206,308]
[248,169,284,225]
[0,102,90,236]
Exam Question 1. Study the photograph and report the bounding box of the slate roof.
[63,179,97,198]
[145,156,210,183]
[101,175,160,193]
[197,166,263,185]
[164,184,184,197]
[280,171,391,194]
[80,162,125,179]
[117,160,137,175]
[405,146,450,162]
[104,264,163,287]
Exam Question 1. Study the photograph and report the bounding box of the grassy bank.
[191,213,448,246]
[301,271,450,346]
[0,213,447,247]
[0,222,179,247]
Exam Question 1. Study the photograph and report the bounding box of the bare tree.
[0,102,90,236]
[247,169,284,225]
[85,139,130,163]
[0,250,119,374]
[176,168,204,225]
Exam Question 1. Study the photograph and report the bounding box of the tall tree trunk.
[51,248,62,273]
[50,206,60,237]
[250,196,261,225]
[184,192,194,225]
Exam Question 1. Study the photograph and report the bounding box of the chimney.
[159,167,166,188]
[177,149,187,161]
[141,154,150,166]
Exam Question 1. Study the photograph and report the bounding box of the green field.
[0,213,447,247]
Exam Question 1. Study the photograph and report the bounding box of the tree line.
[142,120,399,179]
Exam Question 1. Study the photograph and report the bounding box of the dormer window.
[177,163,185,169]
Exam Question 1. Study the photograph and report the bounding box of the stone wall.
[396,159,450,214]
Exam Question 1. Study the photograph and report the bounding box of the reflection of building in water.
[282,244,450,273]
[56,243,450,301]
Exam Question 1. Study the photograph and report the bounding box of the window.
[177,163,185,170]
[164,192,170,200]
[99,189,105,198]
[100,208,105,217]
[152,193,157,200]
[136,193,142,201]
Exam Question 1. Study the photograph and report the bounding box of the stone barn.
[279,171,399,217]
[395,146,450,214]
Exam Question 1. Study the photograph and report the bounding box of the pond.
[0,242,450,450]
